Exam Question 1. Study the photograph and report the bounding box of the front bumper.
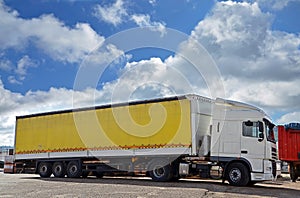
[251,172,274,181]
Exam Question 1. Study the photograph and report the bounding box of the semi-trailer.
[278,123,300,182]
[5,94,278,186]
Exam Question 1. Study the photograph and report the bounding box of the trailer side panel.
[278,125,300,162]
[15,98,192,159]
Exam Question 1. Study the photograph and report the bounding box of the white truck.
[6,94,278,186]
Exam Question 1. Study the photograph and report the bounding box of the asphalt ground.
[0,170,300,198]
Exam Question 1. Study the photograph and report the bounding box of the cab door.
[240,121,265,172]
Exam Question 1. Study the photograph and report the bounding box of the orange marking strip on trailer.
[15,144,191,154]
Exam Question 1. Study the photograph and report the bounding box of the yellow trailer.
[12,94,213,181]
[15,97,192,156]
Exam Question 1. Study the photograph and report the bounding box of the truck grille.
[272,161,276,177]
[271,147,278,160]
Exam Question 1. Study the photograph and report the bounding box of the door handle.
[241,150,248,154]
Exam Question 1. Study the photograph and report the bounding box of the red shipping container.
[278,125,300,162]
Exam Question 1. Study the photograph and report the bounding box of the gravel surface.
[0,170,300,198]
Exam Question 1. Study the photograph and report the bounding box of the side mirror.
[258,133,264,142]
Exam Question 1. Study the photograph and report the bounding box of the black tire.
[247,181,257,186]
[52,162,66,178]
[170,175,181,181]
[93,171,104,178]
[290,164,297,182]
[171,163,180,181]
[81,171,90,178]
[38,162,52,178]
[148,159,173,182]
[226,163,250,186]
[66,161,82,178]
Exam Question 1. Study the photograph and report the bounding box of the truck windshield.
[263,118,275,143]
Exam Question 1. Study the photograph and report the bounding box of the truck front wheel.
[226,163,250,186]
[38,162,52,178]
[148,159,173,182]
[67,161,82,178]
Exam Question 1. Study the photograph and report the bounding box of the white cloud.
[7,76,21,85]
[254,0,300,10]
[93,0,128,26]
[32,18,104,63]
[100,0,300,124]
[188,1,300,121]
[149,0,157,6]
[0,77,116,145]
[90,0,300,114]
[0,59,13,72]
[192,1,272,56]
[113,58,172,100]
[15,55,37,77]
[222,78,300,110]
[276,112,300,124]
[98,53,211,104]
[131,14,166,36]
[0,2,104,63]
[98,0,300,126]
[2,56,38,84]
[93,0,167,35]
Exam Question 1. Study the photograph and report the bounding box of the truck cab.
[210,98,277,185]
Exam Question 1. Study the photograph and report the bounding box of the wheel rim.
[153,166,165,178]
[41,166,47,173]
[229,168,241,183]
[55,165,62,173]
[70,165,77,174]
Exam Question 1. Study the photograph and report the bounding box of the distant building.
[0,146,13,162]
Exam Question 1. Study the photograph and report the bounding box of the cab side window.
[242,121,263,138]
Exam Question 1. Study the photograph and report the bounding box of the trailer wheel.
[226,163,249,186]
[148,159,173,182]
[52,162,66,178]
[67,161,82,178]
[38,162,52,178]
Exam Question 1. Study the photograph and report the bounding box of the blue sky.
[1,0,214,93]
[0,0,300,145]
